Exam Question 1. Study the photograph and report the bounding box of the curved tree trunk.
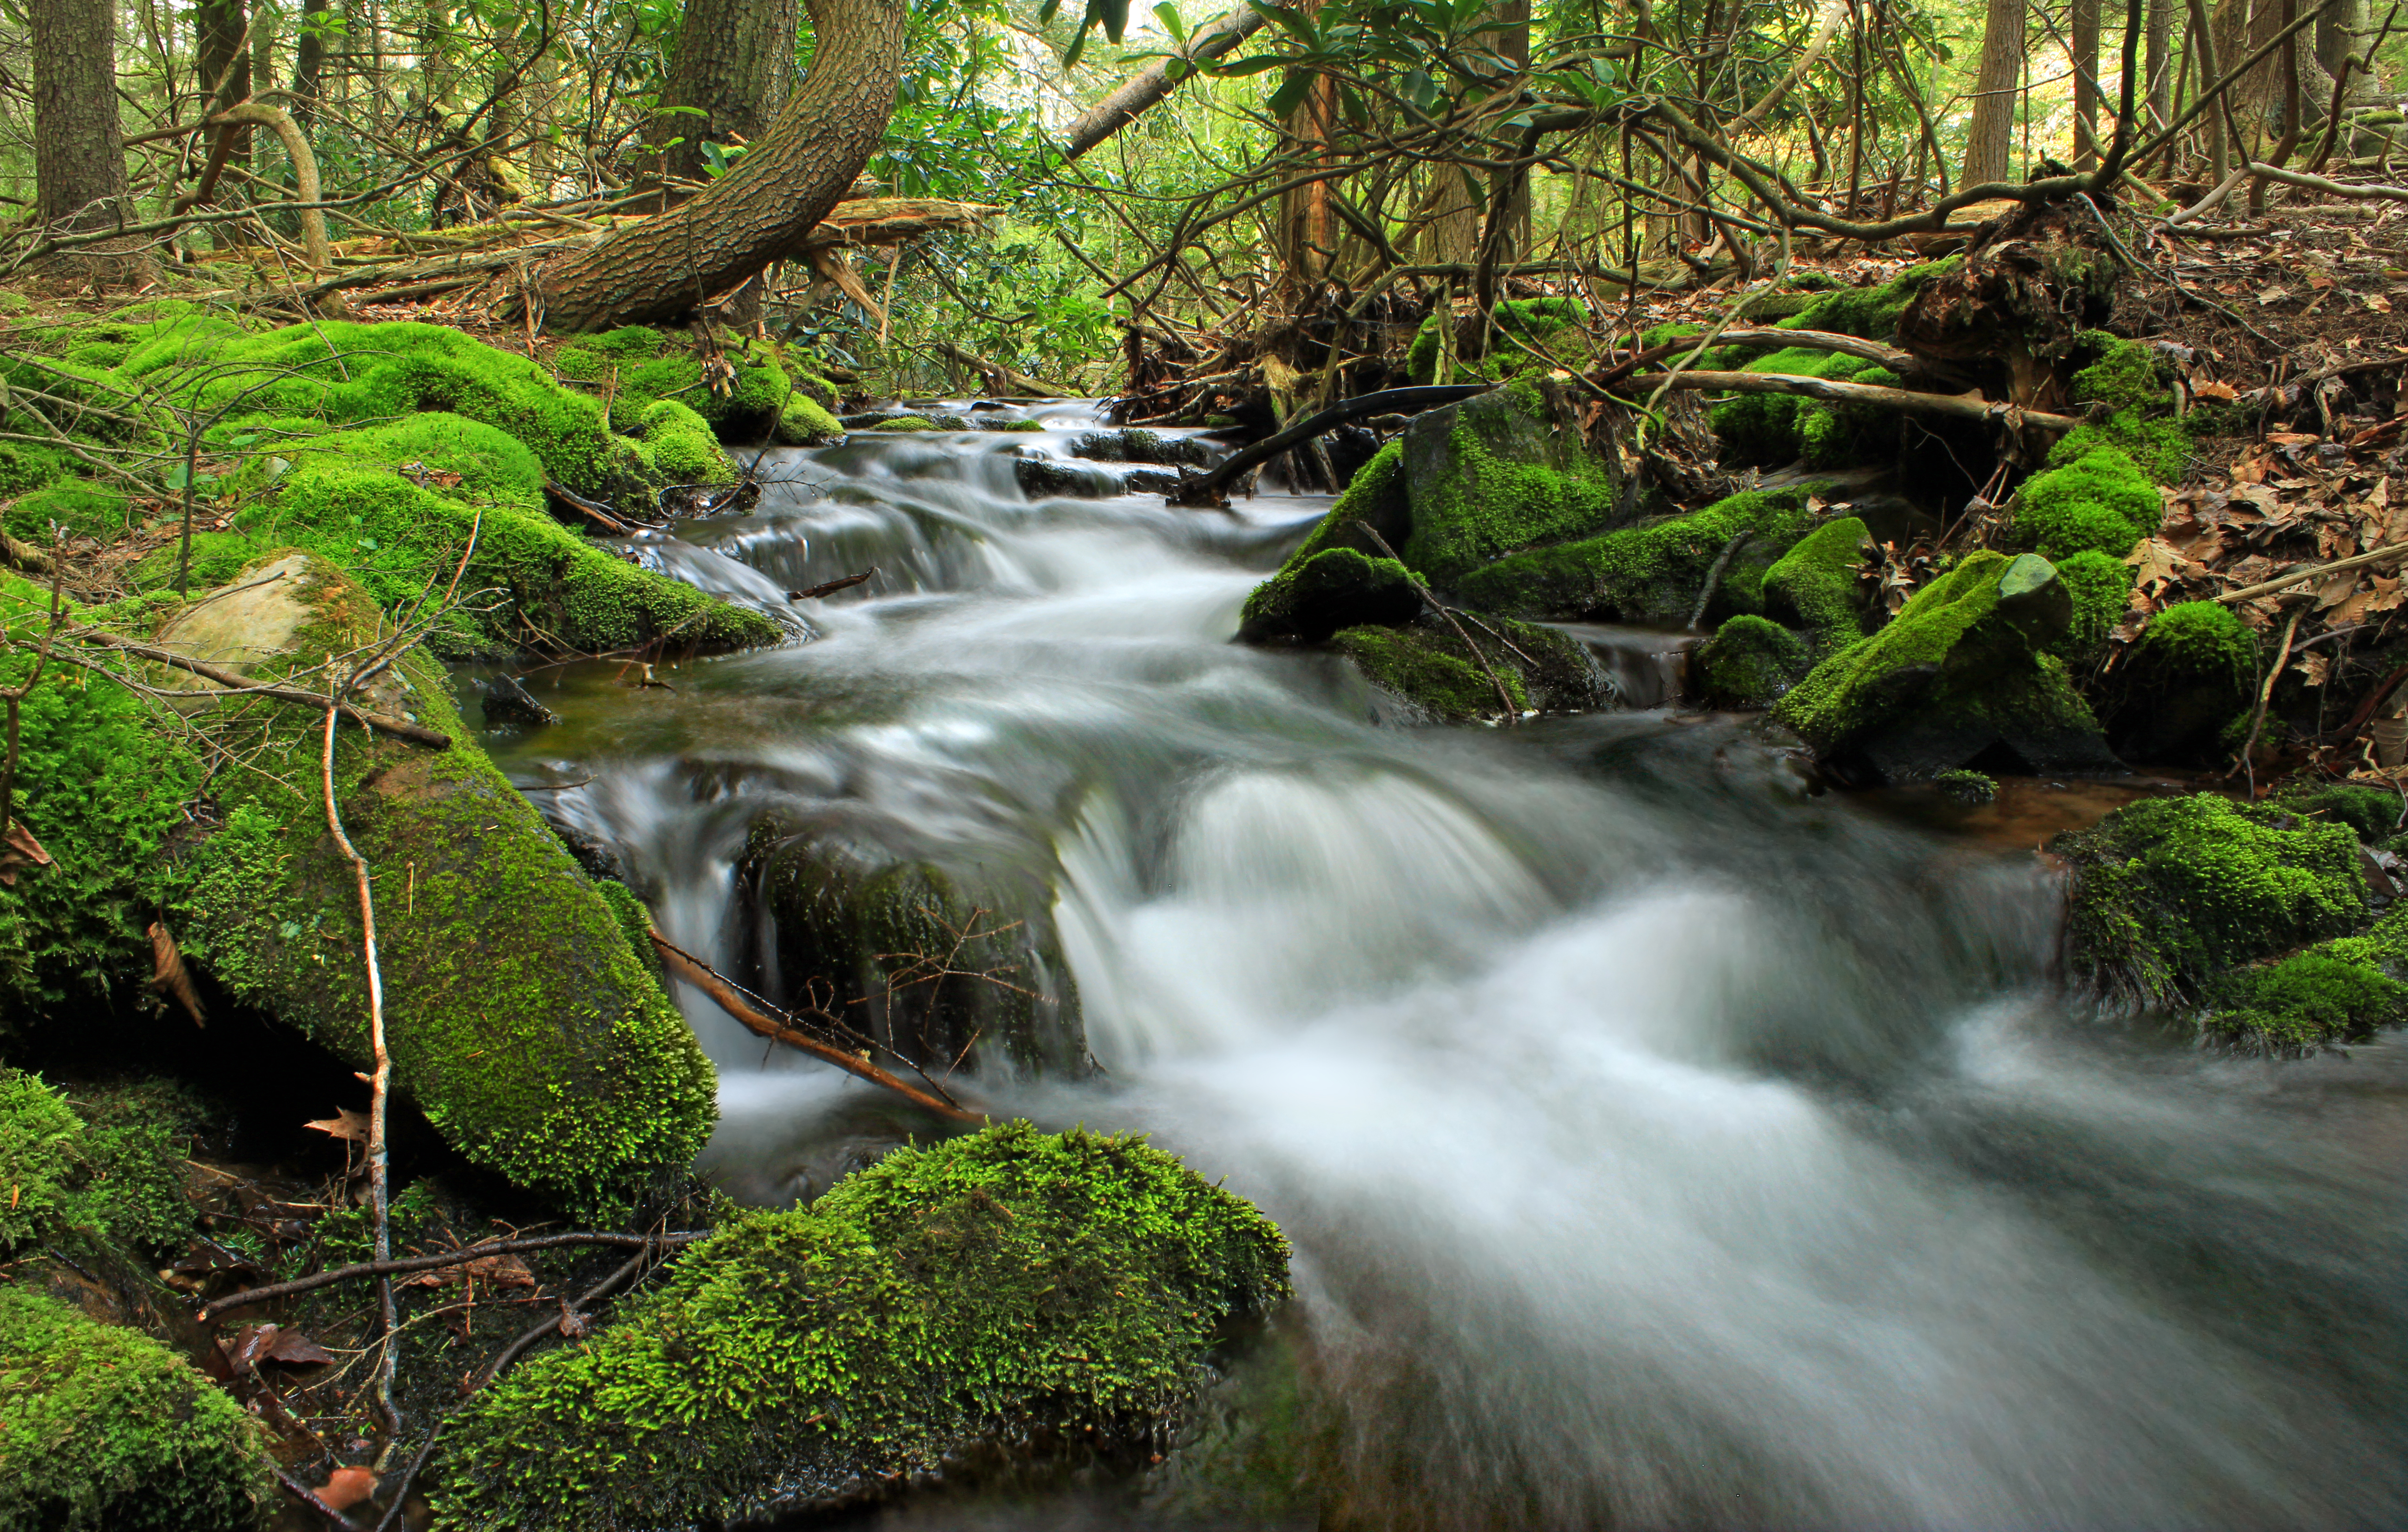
[650,0,801,185]
[531,0,905,330]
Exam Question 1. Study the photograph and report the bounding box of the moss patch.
[2108,600,2257,763]
[0,1068,83,1252]
[2052,548,2136,663]
[0,1287,272,1531]
[1708,349,1898,467]
[433,1122,1293,1529]
[1457,485,1819,626]
[1406,297,1587,385]
[1696,614,1810,707]
[2015,446,2161,559]
[1761,515,1870,648]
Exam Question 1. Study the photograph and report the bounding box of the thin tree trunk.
[649,0,800,184]
[29,0,144,279]
[2074,0,2103,166]
[530,0,907,329]
[1055,5,1268,162]
[292,0,329,127]
[2146,0,2175,124]
[1963,0,2027,184]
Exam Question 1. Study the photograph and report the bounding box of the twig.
[275,1465,366,1532]
[64,630,452,748]
[1355,523,1522,722]
[197,1231,709,1321]
[2215,540,2408,604]
[1688,532,1757,630]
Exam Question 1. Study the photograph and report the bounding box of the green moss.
[0,442,69,497]
[635,399,734,486]
[1696,614,1809,707]
[4,482,133,543]
[1237,546,1420,643]
[2043,335,2198,483]
[1781,257,1960,340]
[1708,347,1896,465]
[2204,949,2408,1053]
[2069,335,2164,414]
[1458,485,1819,626]
[593,877,664,983]
[775,390,844,445]
[2014,446,2160,558]
[2110,600,2256,762]
[60,1078,205,1255]
[2049,414,2197,485]
[2052,793,2367,1013]
[433,1122,1293,1529]
[0,1068,83,1251]
[1935,768,1998,806]
[1761,516,1869,648]
[1400,384,1618,584]
[0,1288,272,1531]
[2274,783,2404,843]
[1406,297,1586,385]
[2135,600,2254,687]
[1335,622,1528,719]
[2052,548,2135,662]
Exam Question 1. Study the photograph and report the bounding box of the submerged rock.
[479,673,558,728]
[1772,550,2118,783]
[2052,791,2408,1053]
[433,1122,1294,1529]
[1332,615,1610,722]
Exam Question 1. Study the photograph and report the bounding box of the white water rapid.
[476,404,2408,1531]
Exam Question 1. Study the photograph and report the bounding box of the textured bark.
[2073,0,2102,167]
[197,0,254,155]
[292,0,330,127]
[2212,0,2335,140]
[1056,6,1268,162]
[2146,0,2175,124]
[531,0,904,328]
[650,0,801,184]
[28,0,135,242]
[1963,0,2027,186]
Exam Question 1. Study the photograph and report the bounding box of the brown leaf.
[2368,292,2394,314]
[147,922,205,1027]
[2268,432,2321,447]
[0,819,51,887]
[2194,379,2242,401]
[314,1466,378,1513]
[2317,570,2364,609]
[407,1251,537,1290]
[2257,284,2293,305]
[2125,537,2199,596]
[263,1326,335,1366]
[2295,652,2333,687]
[304,1108,370,1144]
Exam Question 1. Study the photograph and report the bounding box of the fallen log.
[1166,383,1492,506]
[1591,327,1917,388]
[648,930,984,1124]
[1607,371,2089,432]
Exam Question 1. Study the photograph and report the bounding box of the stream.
[476,403,2408,1530]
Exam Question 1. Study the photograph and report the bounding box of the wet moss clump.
[2052,548,2136,663]
[1237,545,1421,644]
[0,1067,82,1251]
[1405,297,1587,385]
[2047,335,2198,484]
[1935,768,1998,806]
[1399,379,1620,586]
[1760,515,1870,648]
[1331,617,1607,721]
[1695,614,1810,707]
[555,327,841,444]
[1457,484,1819,625]
[2014,446,2161,560]
[433,1122,1294,1530]
[0,1287,273,1531]
[2108,600,2257,763]
[2053,793,2369,1017]
[2203,945,2408,1054]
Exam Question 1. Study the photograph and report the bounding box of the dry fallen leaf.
[304,1108,370,1145]
[2258,284,2293,305]
[2368,292,2394,314]
[2193,379,2241,401]
[0,820,51,888]
[314,1466,378,1513]
[2296,652,2333,687]
[2124,537,2199,596]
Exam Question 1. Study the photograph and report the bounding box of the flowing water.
[478,405,2408,1531]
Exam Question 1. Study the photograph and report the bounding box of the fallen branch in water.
[197,1230,710,1321]
[791,568,879,600]
[648,930,986,1123]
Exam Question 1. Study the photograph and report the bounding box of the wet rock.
[1237,547,1423,644]
[2100,600,2258,765]
[1067,427,1212,468]
[1770,550,2119,784]
[1332,615,1611,722]
[1458,485,1823,627]
[739,816,1086,1076]
[1694,615,1811,707]
[435,1123,1294,1529]
[2052,792,2408,1053]
[1014,455,1181,499]
[480,674,557,728]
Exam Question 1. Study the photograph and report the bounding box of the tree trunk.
[2146,0,2174,125]
[1055,5,1268,162]
[29,0,139,269]
[197,0,252,147]
[530,0,906,330]
[649,0,800,185]
[2073,0,2102,167]
[293,0,329,126]
[1963,0,2026,185]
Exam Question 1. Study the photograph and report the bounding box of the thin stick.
[2216,540,2408,603]
[321,691,397,1436]
[2238,602,2307,793]
[1355,523,1523,722]
[197,1231,707,1321]
[68,629,451,747]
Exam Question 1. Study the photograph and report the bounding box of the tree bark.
[1963,0,2027,185]
[29,0,140,274]
[1055,5,1269,162]
[648,0,801,185]
[530,0,907,329]
[197,0,254,159]
[2146,0,2175,124]
[2074,0,2103,167]
[293,0,330,127]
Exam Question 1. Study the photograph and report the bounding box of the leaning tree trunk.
[1962,0,2026,185]
[28,0,141,277]
[530,0,905,330]
[196,0,253,246]
[650,0,801,185]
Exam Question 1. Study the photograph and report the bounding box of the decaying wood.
[1168,382,1491,506]
[206,102,331,271]
[648,929,986,1123]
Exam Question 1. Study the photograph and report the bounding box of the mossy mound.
[2014,445,2161,559]
[1772,550,2118,782]
[1781,258,1961,340]
[1695,614,1811,707]
[0,1287,273,1531]
[1935,768,1998,805]
[739,819,1086,1077]
[550,327,843,445]
[2052,548,2136,663]
[2054,793,2381,1046]
[1399,380,1620,585]
[0,561,717,1219]
[1405,297,1588,385]
[2203,945,2408,1054]
[2107,600,2257,764]
[1761,515,1870,648]
[1708,348,1899,467]
[1455,484,1819,626]
[1237,545,1421,644]
[433,1122,1293,1530]
[0,1067,82,1251]
[1332,615,1608,721]
[0,1073,204,1257]
[2048,335,2198,484]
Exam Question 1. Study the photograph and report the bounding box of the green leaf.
[1265,66,1315,119]
[1152,1,1186,42]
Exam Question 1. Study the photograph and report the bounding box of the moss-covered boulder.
[2052,792,2406,1051]
[550,325,843,445]
[1761,515,1871,648]
[2105,600,2257,764]
[1456,485,1821,626]
[2052,547,2137,664]
[1694,614,1811,707]
[1332,615,1609,721]
[1772,550,2118,782]
[0,1287,273,1531]
[740,817,1086,1077]
[0,559,717,1218]
[1237,545,1422,644]
[2013,445,2161,559]
[433,1122,1294,1529]
[2044,335,2200,484]
[0,1070,202,1258]
[1395,379,1621,586]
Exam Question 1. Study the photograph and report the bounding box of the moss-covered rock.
[2052,547,2136,664]
[1397,380,1619,586]
[0,1067,82,1251]
[1772,550,2118,782]
[2106,600,2257,764]
[2046,335,2197,484]
[2203,945,2408,1053]
[1695,614,1811,707]
[1405,296,1587,385]
[553,327,841,445]
[0,1287,273,1531]
[1237,545,1422,644]
[1455,484,1820,626]
[0,559,717,1218]
[433,1122,1293,1529]
[741,818,1085,1077]
[1761,515,1870,648]
[2014,445,2161,559]
[1708,348,1898,467]
[1935,767,1998,805]
[1331,614,1608,721]
[2053,792,2376,1042]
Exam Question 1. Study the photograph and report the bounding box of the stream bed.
[476,404,2408,1530]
